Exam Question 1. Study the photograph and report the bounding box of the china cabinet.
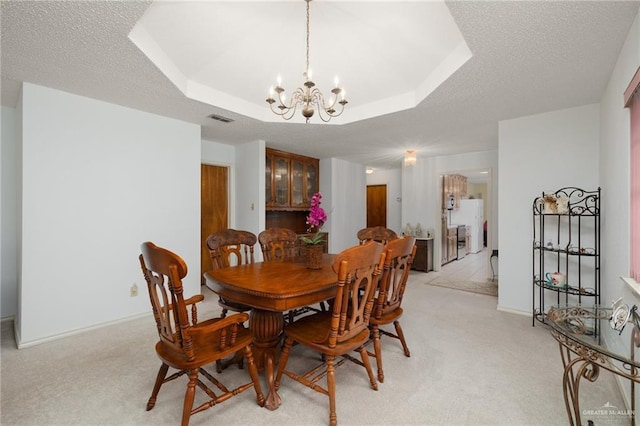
[266,148,319,211]
[532,187,600,326]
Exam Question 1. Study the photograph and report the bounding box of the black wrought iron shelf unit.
[532,187,601,326]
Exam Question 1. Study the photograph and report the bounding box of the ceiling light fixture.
[404,150,417,167]
[266,0,347,123]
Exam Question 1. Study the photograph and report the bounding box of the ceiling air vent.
[208,113,234,123]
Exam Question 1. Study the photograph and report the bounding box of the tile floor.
[424,246,496,283]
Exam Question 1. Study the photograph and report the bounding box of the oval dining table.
[203,254,337,411]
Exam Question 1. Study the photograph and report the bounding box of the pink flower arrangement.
[300,192,327,245]
[306,192,327,228]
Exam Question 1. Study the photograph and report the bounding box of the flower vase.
[306,244,323,269]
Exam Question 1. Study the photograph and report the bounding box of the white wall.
[2,106,18,319]
[599,11,639,309]
[365,168,402,234]
[322,157,366,252]
[234,140,265,246]
[598,10,639,410]
[498,104,600,314]
[17,83,201,346]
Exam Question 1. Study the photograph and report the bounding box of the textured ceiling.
[129,1,471,124]
[2,1,639,170]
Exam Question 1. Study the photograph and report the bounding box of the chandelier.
[266,0,347,123]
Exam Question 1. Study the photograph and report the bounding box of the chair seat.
[155,319,254,370]
[369,307,403,326]
[284,312,371,356]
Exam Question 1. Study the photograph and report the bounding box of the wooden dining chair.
[258,227,298,262]
[274,240,386,426]
[139,241,264,426]
[369,235,416,383]
[357,226,398,244]
[206,229,257,318]
[258,227,326,323]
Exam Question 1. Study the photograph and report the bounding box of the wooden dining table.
[203,254,337,411]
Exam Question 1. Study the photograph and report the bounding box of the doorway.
[200,164,229,282]
[366,184,387,227]
[438,169,494,282]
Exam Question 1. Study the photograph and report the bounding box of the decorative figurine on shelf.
[543,194,558,214]
[415,223,423,237]
[556,195,569,214]
[542,194,570,214]
[610,298,639,335]
[404,223,413,237]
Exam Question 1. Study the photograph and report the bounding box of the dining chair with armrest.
[206,229,258,371]
[274,240,386,426]
[258,227,327,323]
[357,226,398,244]
[139,241,264,426]
[369,235,416,383]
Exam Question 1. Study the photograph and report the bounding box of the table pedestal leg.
[249,309,284,410]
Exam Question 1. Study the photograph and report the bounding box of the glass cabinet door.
[265,155,273,205]
[274,157,289,206]
[306,162,318,202]
[291,160,304,207]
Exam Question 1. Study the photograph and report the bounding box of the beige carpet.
[424,278,498,297]
[2,276,629,426]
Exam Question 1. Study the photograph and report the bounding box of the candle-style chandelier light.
[266,0,347,123]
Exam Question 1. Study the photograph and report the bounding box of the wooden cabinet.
[266,148,319,211]
[465,229,471,255]
[442,174,468,210]
[411,238,434,272]
[446,227,458,264]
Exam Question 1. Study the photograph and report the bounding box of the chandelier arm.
[269,100,299,120]
[315,100,343,121]
[276,91,294,110]
[269,102,292,117]
[314,88,339,112]
[310,88,345,120]
[282,103,298,120]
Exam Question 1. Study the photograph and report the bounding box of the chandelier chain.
[305,0,310,75]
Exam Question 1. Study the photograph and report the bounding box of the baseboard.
[496,305,530,317]
[15,311,152,349]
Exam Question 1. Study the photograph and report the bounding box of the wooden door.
[201,164,228,282]
[366,185,387,227]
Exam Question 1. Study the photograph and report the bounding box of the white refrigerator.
[450,199,484,253]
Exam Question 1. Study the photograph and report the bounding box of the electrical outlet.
[130,283,138,297]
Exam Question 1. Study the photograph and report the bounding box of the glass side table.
[546,304,640,426]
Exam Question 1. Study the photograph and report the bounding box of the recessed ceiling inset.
[129,1,471,125]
